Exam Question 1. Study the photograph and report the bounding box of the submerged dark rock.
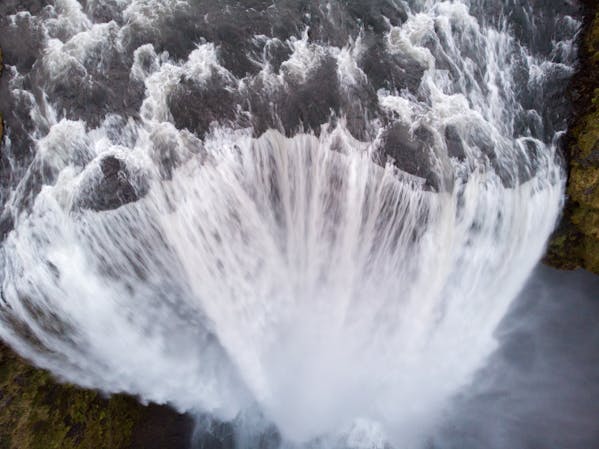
[77,156,145,212]
[380,123,440,190]
[168,76,238,138]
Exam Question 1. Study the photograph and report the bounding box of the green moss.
[582,234,599,272]
[0,343,144,449]
[0,343,193,449]
[546,6,599,274]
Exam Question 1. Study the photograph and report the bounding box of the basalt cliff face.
[545,2,599,274]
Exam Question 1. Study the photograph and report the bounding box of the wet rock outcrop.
[77,156,144,212]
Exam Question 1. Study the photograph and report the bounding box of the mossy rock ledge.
[0,343,193,449]
[545,1,599,275]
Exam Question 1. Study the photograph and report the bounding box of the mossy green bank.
[0,342,139,449]
[0,343,192,449]
[546,3,599,274]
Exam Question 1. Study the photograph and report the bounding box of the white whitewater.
[0,0,579,448]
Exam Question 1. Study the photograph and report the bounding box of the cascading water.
[0,0,586,448]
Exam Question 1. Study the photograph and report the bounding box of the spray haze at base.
[0,0,588,447]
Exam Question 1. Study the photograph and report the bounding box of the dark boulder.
[77,156,144,212]
[380,123,439,190]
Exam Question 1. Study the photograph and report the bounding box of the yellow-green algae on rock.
[0,344,141,449]
[546,3,599,274]
[0,343,193,449]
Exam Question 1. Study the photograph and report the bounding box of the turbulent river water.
[0,0,595,448]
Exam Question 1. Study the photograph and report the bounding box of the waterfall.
[0,0,582,448]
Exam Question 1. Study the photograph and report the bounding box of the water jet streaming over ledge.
[0,0,587,448]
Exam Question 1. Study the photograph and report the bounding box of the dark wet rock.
[359,29,426,97]
[279,55,341,136]
[169,75,238,138]
[242,78,282,137]
[345,0,407,34]
[445,125,466,161]
[149,127,201,180]
[77,156,143,212]
[0,212,14,241]
[380,123,439,190]
[0,2,47,73]
[130,404,194,449]
[84,0,125,24]
[262,39,293,74]
[212,23,263,79]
